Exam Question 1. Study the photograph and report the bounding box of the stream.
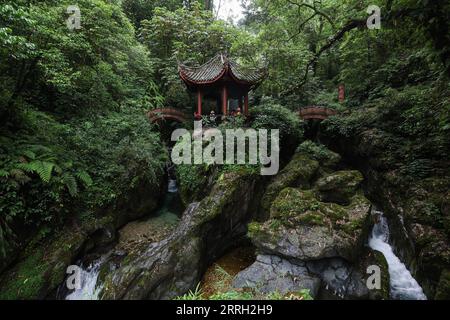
[369,210,427,300]
[63,176,182,300]
[62,179,428,300]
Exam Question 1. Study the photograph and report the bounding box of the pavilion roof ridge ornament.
[178,53,267,88]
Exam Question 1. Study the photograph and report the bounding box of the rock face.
[260,154,319,217]
[315,170,364,205]
[250,189,371,262]
[234,142,383,299]
[232,255,321,298]
[319,121,450,299]
[0,177,165,300]
[99,172,264,299]
[306,258,369,299]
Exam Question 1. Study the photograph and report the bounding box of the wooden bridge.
[147,108,189,124]
[299,106,337,120]
[148,106,337,124]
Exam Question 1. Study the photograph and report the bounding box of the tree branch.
[281,19,365,95]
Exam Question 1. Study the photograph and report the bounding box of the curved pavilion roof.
[178,54,267,89]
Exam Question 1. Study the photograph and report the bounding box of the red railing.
[299,106,337,120]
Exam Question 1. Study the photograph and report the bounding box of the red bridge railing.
[299,106,337,120]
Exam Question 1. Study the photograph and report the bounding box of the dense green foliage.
[139,3,240,109]
[0,0,167,264]
[0,0,449,299]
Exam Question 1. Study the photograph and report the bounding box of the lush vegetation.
[0,0,449,300]
[0,0,168,267]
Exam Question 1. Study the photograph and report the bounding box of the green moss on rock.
[315,170,364,205]
[296,141,341,168]
[261,154,319,214]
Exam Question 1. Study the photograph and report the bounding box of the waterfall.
[65,258,104,300]
[63,176,181,300]
[369,210,427,300]
[168,179,178,193]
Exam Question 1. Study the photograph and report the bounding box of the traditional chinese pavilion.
[178,54,267,118]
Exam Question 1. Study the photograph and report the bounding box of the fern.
[9,168,30,185]
[0,169,9,178]
[16,161,55,183]
[62,173,78,196]
[76,170,93,187]
[36,161,55,183]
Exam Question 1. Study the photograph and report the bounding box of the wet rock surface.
[232,255,321,298]
[234,143,379,299]
[319,123,450,299]
[0,176,165,300]
[99,172,264,299]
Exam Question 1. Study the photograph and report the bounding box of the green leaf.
[76,170,93,187]
[62,174,78,197]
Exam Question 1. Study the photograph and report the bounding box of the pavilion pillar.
[222,86,228,116]
[244,94,249,116]
[197,89,202,116]
[238,96,243,110]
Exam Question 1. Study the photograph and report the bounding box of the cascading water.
[65,257,105,300]
[369,210,427,300]
[62,174,182,300]
[168,179,178,193]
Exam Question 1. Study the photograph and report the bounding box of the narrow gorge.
[44,138,435,300]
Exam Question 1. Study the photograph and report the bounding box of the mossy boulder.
[0,175,164,300]
[260,154,319,216]
[250,187,371,262]
[99,171,265,300]
[296,141,341,169]
[315,170,364,205]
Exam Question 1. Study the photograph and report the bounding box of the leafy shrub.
[250,99,304,159]
[0,107,167,263]
[296,141,338,163]
[250,98,303,139]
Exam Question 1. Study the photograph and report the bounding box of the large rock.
[357,247,390,300]
[232,255,321,298]
[232,256,371,300]
[0,176,164,300]
[260,153,319,216]
[249,188,371,262]
[99,172,264,299]
[315,170,364,205]
[296,141,342,169]
[306,258,369,299]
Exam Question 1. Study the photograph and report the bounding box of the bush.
[0,106,167,264]
[250,99,304,159]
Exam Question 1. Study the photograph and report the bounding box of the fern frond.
[76,170,93,187]
[62,173,78,196]
[37,161,54,183]
[16,162,36,174]
[0,169,9,178]
[16,161,55,183]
